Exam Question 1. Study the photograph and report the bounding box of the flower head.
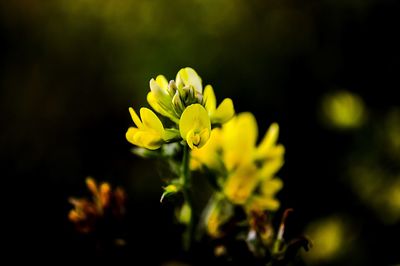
[129,67,235,150]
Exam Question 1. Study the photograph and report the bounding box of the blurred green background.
[1,0,399,265]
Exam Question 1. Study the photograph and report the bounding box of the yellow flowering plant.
[125,67,236,250]
[123,68,310,264]
[66,67,309,264]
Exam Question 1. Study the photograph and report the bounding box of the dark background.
[1,0,399,265]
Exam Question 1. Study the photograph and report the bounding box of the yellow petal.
[176,67,203,93]
[126,127,162,150]
[222,113,258,170]
[149,78,168,99]
[147,92,179,123]
[185,128,210,149]
[129,107,143,128]
[261,178,283,196]
[259,158,284,180]
[257,123,279,156]
[204,85,216,113]
[198,128,211,148]
[133,131,162,150]
[126,127,140,144]
[247,196,280,212]
[149,79,175,117]
[140,108,164,134]
[155,75,169,91]
[211,98,235,124]
[179,104,211,149]
[185,129,197,149]
[258,144,285,160]
[223,164,259,205]
[190,128,223,171]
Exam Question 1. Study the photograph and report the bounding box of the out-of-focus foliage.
[346,107,400,225]
[317,91,400,264]
[349,166,400,224]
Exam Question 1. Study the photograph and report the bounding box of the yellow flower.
[179,104,211,149]
[203,85,235,124]
[221,113,259,171]
[223,163,259,205]
[191,112,285,208]
[136,68,236,149]
[222,115,284,206]
[126,107,178,150]
[246,177,283,212]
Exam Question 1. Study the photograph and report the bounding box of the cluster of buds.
[126,67,235,150]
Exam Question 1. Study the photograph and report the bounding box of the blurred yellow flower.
[321,90,366,129]
[223,163,259,204]
[221,113,259,171]
[246,178,283,212]
[303,217,348,264]
[205,196,233,238]
[192,112,285,209]
[222,114,284,206]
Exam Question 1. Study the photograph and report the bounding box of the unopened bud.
[172,91,185,116]
[167,80,177,97]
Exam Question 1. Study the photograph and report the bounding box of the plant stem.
[182,143,194,251]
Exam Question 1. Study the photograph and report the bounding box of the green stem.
[182,144,194,251]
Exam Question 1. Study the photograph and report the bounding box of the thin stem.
[181,144,194,251]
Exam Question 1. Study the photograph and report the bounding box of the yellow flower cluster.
[191,113,285,236]
[125,68,286,242]
[126,67,235,150]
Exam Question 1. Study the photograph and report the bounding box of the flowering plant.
[69,67,310,264]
